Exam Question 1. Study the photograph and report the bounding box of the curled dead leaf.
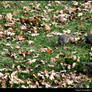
[72,62,76,68]
[23,6,30,11]
[63,29,71,34]
[0,72,4,78]
[46,48,52,54]
[28,59,37,64]
[15,46,20,49]
[40,47,52,54]
[67,64,71,70]
[66,79,73,85]
[18,49,31,57]
[0,14,3,20]
[32,27,38,33]
[17,31,25,41]
[5,13,13,22]
[9,71,25,84]
[44,24,51,32]
[27,40,34,45]
[0,32,5,38]
[0,25,3,30]
[31,33,39,37]
[20,25,27,30]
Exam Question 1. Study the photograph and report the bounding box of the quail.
[57,34,74,46]
[82,62,92,75]
[85,30,92,44]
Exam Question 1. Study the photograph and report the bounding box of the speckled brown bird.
[57,34,75,46]
[85,29,92,44]
[82,62,92,75]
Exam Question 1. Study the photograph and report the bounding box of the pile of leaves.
[0,1,92,88]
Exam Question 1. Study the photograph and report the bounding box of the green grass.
[0,1,92,88]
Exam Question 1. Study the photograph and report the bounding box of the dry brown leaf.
[27,40,34,45]
[21,17,32,24]
[50,31,62,36]
[18,49,31,57]
[23,6,30,12]
[66,79,73,85]
[28,59,37,64]
[61,73,66,78]
[15,61,25,63]
[67,64,71,70]
[63,29,71,34]
[9,71,25,84]
[15,46,20,49]
[32,27,38,33]
[40,47,52,54]
[1,79,6,88]
[44,24,51,32]
[5,13,13,22]
[4,22,14,27]
[58,14,67,24]
[17,31,25,41]
[46,48,52,54]
[77,56,80,62]
[35,81,39,86]
[72,62,76,68]
[32,6,35,9]
[0,72,4,78]
[20,25,27,30]
[13,11,17,16]
[0,68,7,72]
[0,25,3,30]
[4,28,15,36]
[0,32,5,38]
[78,13,83,17]
[31,33,39,36]
[0,14,3,20]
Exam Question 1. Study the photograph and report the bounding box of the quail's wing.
[81,62,92,68]
[86,62,92,68]
[58,35,65,46]
[86,34,92,44]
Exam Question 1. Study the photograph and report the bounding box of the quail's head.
[85,29,92,44]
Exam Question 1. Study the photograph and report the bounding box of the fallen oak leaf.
[1,79,6,88]
[46,48,53,54]
[0,25,3,30]
[4,22,14,28]
[27,40,34,45]
[0,32,5,38]
[20,25,27,31]
[9,71,25,85]
[40,47,52,53]
[17,31,25,41]
[5,13,13,22]
[27,59,37,64]
[0,14,3,20]
[0,72,4,78]
[18,49,31,57]
[44,24,51,32]
[21,17,32,24]
[30,33,39,37]
[23,6,30,12]
[31,27,38,33]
